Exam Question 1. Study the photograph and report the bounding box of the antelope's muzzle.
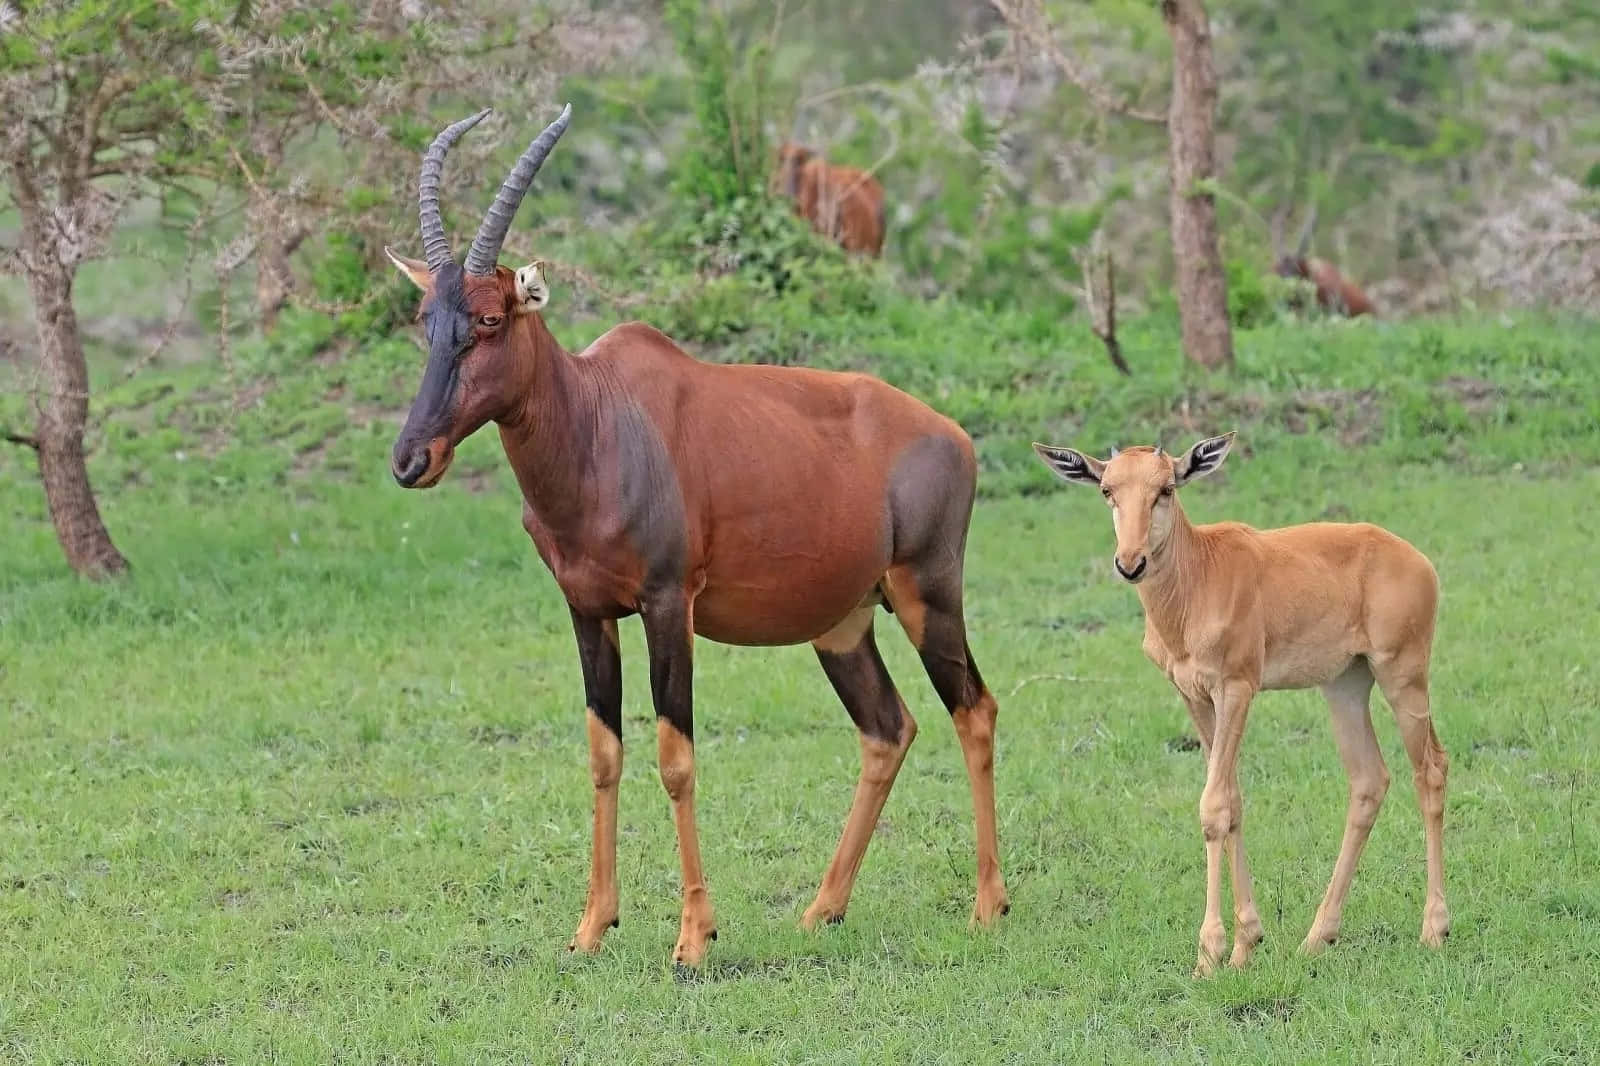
[1114,554,1148,583]
[392,437,454,489]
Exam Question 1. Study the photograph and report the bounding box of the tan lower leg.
[1227,830,1264,967]
[1414,729,1450,947]
[1382,675,1449,947]
[1303,772,1389,952]
[657,719,716,965]
[803,709,917,928]
[570,709,623,953]
[1197,834,1228,978]
[1196,687,1250,977]
[953,691,1008,926]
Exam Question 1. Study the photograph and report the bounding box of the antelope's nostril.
[1114,555,1148,582]
[393,449,429,488]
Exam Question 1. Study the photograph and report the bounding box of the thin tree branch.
[3,431,40,451]
[75,72,138,190]
[1076,239,1131,375]
[990,0,1168,126]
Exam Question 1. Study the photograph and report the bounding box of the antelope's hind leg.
[1303,659,1388,955]
[884,566,1008,927]
[1371,657,1450,948]
[568,610,623,954]
[802,605,918,930]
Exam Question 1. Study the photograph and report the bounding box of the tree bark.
[1162,0,1233,370]
[19,229,129,578]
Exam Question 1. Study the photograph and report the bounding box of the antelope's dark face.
[1274,255,1310,281]
[773,141,813,199]
[1031,433,1236,583]
[383,105,567,490]
[387,260,551,488]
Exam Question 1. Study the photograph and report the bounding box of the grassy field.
[2,312,1598,1063]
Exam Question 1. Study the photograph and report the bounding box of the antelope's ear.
[1032,442,1105,487]
[384,246,431,291]
[514,260,549,313]
[1174,431,1236,486]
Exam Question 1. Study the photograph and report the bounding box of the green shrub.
[664,0,771,208]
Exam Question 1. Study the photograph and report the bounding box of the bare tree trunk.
[1162,0,1233,370]
[22,256,129,578]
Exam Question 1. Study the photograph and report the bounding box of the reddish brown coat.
[1277,255,1375,317]
[385,110,1002,969]
[773,142,886,256]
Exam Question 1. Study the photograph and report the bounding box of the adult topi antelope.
[383,106,1007,966]
[1271,205,1375,317]
[772,141,887,257]
[1032,432,1448,976]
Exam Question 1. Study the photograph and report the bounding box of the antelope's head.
[773,141,813,198]
[1271,203,1317,281]
[1031,432,1236,583]
[386,106,568,489]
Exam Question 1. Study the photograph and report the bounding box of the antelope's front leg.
[641,591,716,966]
[1181,692,1261,969]
[568,610,623,954]
[1195,680,1258,977]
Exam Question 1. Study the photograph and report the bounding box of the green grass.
[2,314,1598,1062]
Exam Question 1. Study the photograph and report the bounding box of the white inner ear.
[384,245,430,292]
[514,261,549,313]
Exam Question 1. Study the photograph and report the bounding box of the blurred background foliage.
[1,0,1595,375]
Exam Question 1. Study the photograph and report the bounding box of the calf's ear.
[1174,431,1236,486]
[1032,442,1106,487]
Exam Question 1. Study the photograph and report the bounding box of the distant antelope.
[382,107,1006,966]
[773,141,886,257]
[1032,433,1448,976]
[1272,205,1375,317]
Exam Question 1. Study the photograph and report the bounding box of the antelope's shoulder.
[578,321,694,365]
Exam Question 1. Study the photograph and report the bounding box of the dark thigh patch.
[886,433,974,569]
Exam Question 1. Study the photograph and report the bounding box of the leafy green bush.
[664,0,772,208]
[1226,255,1273,328]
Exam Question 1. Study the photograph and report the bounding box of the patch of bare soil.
[1166,386,1384,448]
[1441,375,1505,415]
[1283,387,1382,446]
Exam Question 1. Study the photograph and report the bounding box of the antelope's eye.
[1100,487,1113,500]
[1159,485,1174,497]
[478,314,503,329]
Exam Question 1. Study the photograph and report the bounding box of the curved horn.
[419,108,492,272]
[464,103,573,276]
[1294,203,1318,258]
[1269,204,1289,256]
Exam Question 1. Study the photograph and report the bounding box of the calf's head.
[386,106,567,489]
[1031,432,1235,583]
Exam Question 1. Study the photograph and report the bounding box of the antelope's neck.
[496,315,601,533]
[1137,502,1205,647]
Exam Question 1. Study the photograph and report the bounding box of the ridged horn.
[464,103,572,276]
[418,108,492,271]
[1294,203,1319,259]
